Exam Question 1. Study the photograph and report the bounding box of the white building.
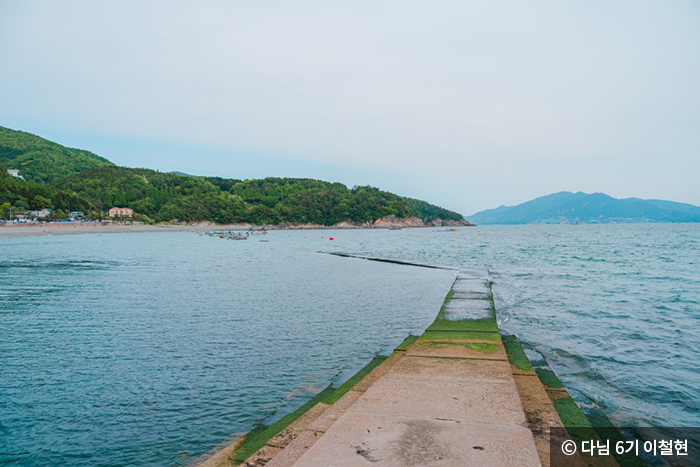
[7,169,25,180]
[30,209,51,219]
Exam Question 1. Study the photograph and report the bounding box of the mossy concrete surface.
[514,340,643,466]
[426,278,499,334]
[229,385,335,465]
[393,334,419,351]
[414,340,501,352]
[285,271,541,465]
[426,318,499,332]
[502,336,536,373]
[536,367,565,389]
[407,339,508,360]
[320,356,387,405]
[197,354,399,466]
[421,330,501,341]
[205,269,603,466]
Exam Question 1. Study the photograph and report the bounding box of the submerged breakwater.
[322,224,700,429]
[221,263,653,467]
[222,268,613,466]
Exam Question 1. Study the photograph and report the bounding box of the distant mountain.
[467,191,700,224]
[0,126,114,184]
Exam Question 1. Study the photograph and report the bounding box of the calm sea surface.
[1,224,698,465]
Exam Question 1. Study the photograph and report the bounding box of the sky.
[1,0,699,215]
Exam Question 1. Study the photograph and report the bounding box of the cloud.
[1,0,699,213]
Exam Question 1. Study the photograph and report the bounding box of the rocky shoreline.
[0,216,475,238]
[278,215,475,230]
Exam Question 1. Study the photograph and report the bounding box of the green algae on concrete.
[421,330,501,341]
[426,318,499,332]
[230,355,388,465]
[231,385,335,465]
[502,334,640,466]
[440,288,456,308]
[502,336,535,373]
[426,277,499,333]
[321,356,387,405]
[501,334,519,342]
[232,269,609,466]
[394,334,419,351]
[586,408,647,467]
[551,394,593,428]
[413,340,502,352]
[525,351,591,429]
[536,367,565,389]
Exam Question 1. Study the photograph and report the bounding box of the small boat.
[200,230,248,240]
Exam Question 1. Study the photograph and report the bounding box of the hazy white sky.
[1,0,698,214]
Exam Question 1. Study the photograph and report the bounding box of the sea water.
[0,224,698,465]
[329,224,700,429]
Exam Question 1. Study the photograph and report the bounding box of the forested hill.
[467,191,700,224]
[0,125,466,225]
[0,126,114,183]
[55,167,465,225]
[0,169,92,215]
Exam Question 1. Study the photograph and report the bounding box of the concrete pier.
[206,270,573,466]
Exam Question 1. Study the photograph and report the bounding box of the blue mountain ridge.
[466,191,700,224]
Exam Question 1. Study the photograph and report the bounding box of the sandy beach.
[0,223,250,238]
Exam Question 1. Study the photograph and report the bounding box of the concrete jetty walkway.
[206,270,571,466]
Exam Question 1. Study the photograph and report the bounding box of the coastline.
[0,217,474,238]
[0,223,245,238]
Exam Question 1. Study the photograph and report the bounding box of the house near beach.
[109,207,134,218]
[30,209,51,219]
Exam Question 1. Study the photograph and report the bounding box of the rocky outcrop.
[429,218,475,227]
[333,221,372,229]
[372,215,425,228]
[277,222,327,229]
[277,216,474,229]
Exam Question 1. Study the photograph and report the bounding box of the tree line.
[1,164,464,224]
[55,167,463,224]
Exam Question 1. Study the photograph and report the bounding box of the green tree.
[31,195,51,210]
[0,202,10,219]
